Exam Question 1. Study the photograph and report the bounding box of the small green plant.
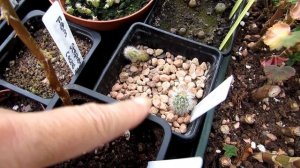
[123,46,149,62]
[223,145,238,158]
[170,89,195,116]
[64,0,149,20]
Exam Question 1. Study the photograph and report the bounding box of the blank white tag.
[190,75,234,122]
[147,157,203,168]
[42,1,83,74]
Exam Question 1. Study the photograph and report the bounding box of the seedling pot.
[0,10,101,105]
[47,84,171,166]
[94,22,222,141]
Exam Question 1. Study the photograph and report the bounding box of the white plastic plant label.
[147,157,203,168]
[42,1,83,74]
[190,75,234,122]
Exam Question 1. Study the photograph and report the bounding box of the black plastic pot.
[94,22,222,141]
[0,0,51,46]
[144,0,243,56]
[47,84,171,164]
[0,10,101,105]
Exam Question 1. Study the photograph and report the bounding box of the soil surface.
[204,2,300,167]
[52,126,163,168]
[3,27,91,99]
[148,0,233,48]
[0,89,44,112]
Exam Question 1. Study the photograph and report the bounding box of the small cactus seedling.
[171,89,195,116]
[123,46,149,62]
[223,145,238,158]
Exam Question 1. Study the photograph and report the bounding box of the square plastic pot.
[94,22,222,141]
[144,0,243,56]
[0,0,51,46]
[0,10,101,105]
[46,84,171,164]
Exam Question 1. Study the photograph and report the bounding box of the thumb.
[79,97,152,144]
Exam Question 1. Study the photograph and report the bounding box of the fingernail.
[132,97,151,107]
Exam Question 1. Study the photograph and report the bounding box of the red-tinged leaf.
[261,56,288,67]
[264,65,296,83]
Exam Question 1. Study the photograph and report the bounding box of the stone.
[162,82,171,91]
[170,74,176,80]
[160,74,171,82]
[152,95,161,108]
[195,67,204,77]
[169,65,177,74]
[146,48,154,55]
[173,121,180,128]
[188,82,196,88]
[127,77,134,83]
[160,103,168,111]
[150,106,159,114]
[137,86,143,92]
[147,81,156,88]
[196,79,205,88]
[179,124,187,133]
[200,62,207,71]
[184,115,191,124]
[184,76,192,83]
[157,59,166,66]
[163,64,171,74]
[174,59,183,68]
[191,58,199,65]
[160,95,169,103]
[178,28,187,35]
[166,58,173,65]
[196,89,204,98]
[154,49,164,56]
[176,70,187,79]
[130,65,138,73]
[161,115,166,119]
[152,74,160,82]
[142,68,150,76]
[189,64,197,76]
[175,128,181,133]
[119,72,129,82]
[151,58,158,66]
[170,28,177,34]
[110,91,118,98]
[182,63,190,70]
[197,30,205,39]
[112,83,122,91]
[166,113,175,122]
[116,93,125,100]
[128,84,137,90]
[177,117,184,124]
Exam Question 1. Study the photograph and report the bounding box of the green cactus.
[86,0,100,8]
[75,3,93,15]
[171,90,195,116]
[104,0,114,9]
[123,46,149,62]
[66,6,75,15]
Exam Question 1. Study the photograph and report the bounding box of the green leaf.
[287,52,300,66]
[223,145,238,158]
[229,0,243,19]
[281,31,300,49]
[264,65,296,83]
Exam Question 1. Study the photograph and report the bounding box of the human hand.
[0,97,151,168]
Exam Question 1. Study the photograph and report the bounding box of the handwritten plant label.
[190,75,234,122]
[147,157,203,168]
[42,1,83,74]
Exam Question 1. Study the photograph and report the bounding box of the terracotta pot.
[49,0,154,31]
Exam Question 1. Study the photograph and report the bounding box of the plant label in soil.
[42,1,83,74]
[190,75,234,122]
[147,157,203,168]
